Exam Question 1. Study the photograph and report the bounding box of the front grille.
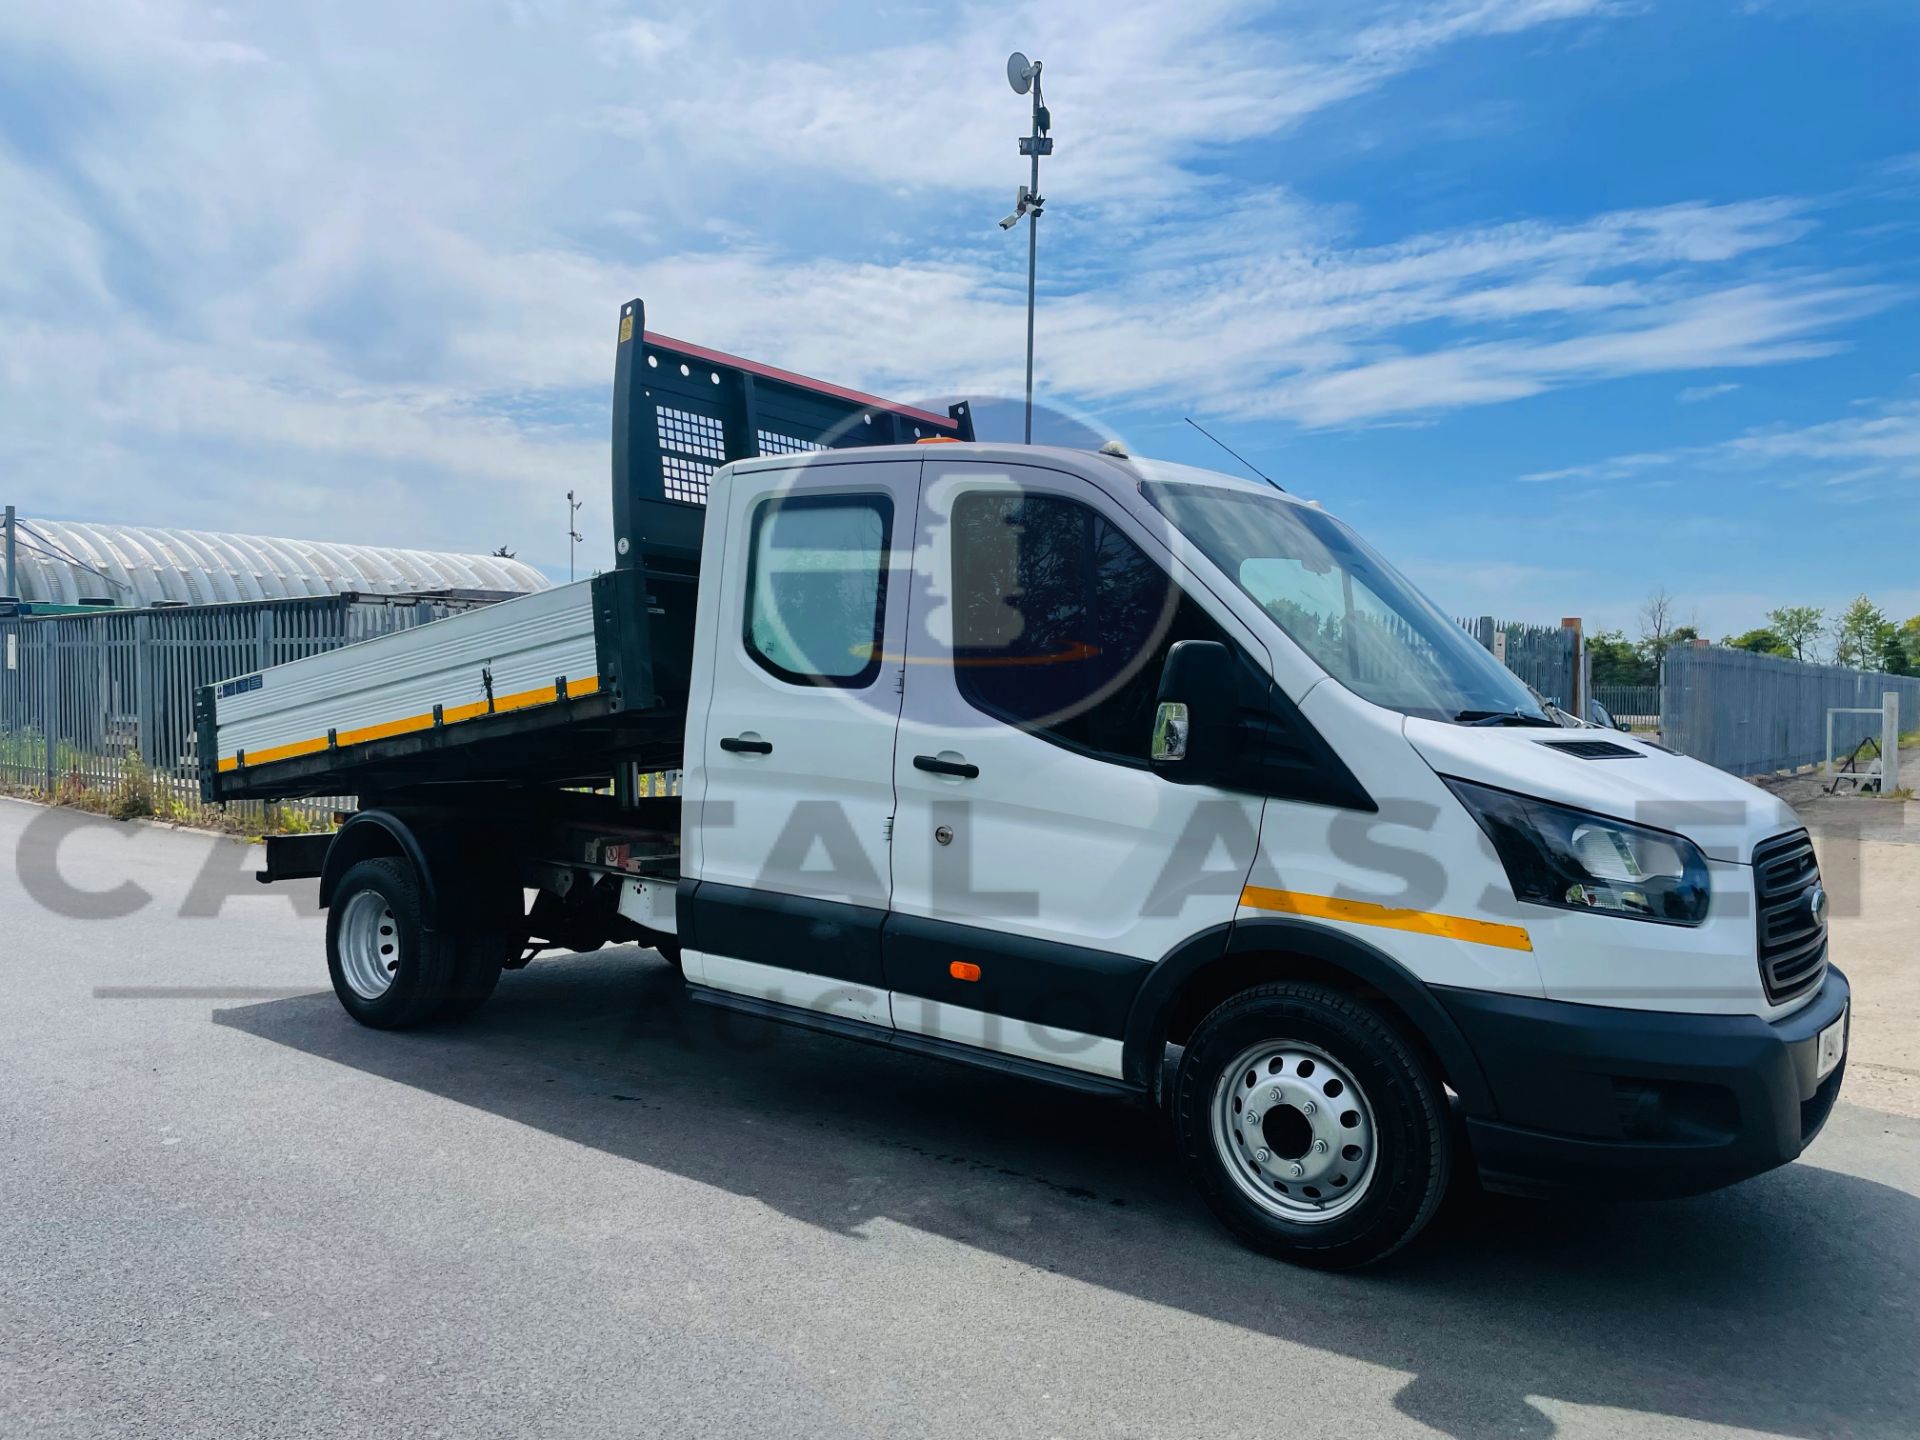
[1752,830,1826,1003]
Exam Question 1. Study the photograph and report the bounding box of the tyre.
[440,930,512,1021]
[326,857,459,1030]
[1172,981,1451,1270]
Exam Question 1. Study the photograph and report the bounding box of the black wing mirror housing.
[1151,640,1237,785]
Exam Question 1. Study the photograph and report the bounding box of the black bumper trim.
[1436,967,1850,1199]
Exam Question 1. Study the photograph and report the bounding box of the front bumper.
[1436,966,1850,1199]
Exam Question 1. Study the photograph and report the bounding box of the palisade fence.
[0,594,491,823]
[1592,684,1660,724]
[1458,616,1579,710]
[1660,645,1920,779]
[10,596,1910,820]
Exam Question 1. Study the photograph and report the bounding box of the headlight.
[1444,777,1711,926]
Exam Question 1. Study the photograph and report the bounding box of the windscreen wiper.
[1453,708,1560,728]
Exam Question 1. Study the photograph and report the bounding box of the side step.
[684,983,1147,1104]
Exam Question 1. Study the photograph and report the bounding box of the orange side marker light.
[949,961,982,982]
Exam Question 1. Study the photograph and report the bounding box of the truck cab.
[216,308,1847,1268]
[668,440,1847,1266]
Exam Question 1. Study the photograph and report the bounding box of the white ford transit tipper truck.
[205,301,1848,1268]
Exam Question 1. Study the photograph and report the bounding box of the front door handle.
[720,735,773,755]
[913,754,979,779]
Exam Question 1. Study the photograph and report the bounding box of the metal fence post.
[133,610,153,764]
[1885,691,1901,796]
[1560,617,1584,717]
[41,626,55,794]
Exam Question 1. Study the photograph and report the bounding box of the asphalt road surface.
[4,796,1917,1440]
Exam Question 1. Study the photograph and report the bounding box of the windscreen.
[1142,482,1549,724]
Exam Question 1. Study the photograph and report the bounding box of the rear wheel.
[439,931,511,1020]
[326,857,458,1029]
[1173,981,1450,1270]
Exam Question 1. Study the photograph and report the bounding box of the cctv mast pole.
[1023,64,1043,445]
[1006,52,1052,444]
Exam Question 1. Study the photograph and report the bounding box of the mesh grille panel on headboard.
[757,429,830,456]
[657,407,725,505]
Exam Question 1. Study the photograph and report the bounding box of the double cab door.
[683,457,918,1026]
[690,455,1270,1081]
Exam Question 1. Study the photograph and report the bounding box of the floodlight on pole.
[1002,51,1052,444]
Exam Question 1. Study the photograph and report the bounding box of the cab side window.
[744,494,891,688]
[949,489,1230,763]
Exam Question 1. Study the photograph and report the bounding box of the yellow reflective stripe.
[1238,885,1533,953]
[218,735,329,772]
[220,676,601,771]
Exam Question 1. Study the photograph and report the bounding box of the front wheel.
[1172,982,1451,1270]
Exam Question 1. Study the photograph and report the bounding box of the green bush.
[1,729,340,835]
[108,752,158,821]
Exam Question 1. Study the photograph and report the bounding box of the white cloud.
[1678,381,1741,402]
[598,0,1622,215]
[597,19,686,66]
[1516,392,1920,492]
[1728,400,1920,469]
[0,153,111,309]
[0,0,1890,574]
[1230,275,1879,426]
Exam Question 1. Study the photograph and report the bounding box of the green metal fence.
[0,594,490,821]
[1592,684,1660,725]
[1661,645,1919,778]
[1458,615,1580,710]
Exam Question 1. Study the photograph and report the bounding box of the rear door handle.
[720,735,773,755]
[913,754,979,779]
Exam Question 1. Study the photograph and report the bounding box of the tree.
[1899,616,1920,671]
[1588,629,1655,687]
[1637,587,1677,664]
[1668,624,1700,650]
[491,544,517,559]
[1832,595,1890,670]
[1879,628,1912,676]
[1767,605,1825,663]
[1724,627,1791,657]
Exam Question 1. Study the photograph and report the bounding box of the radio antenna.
[1184,417,1284,492]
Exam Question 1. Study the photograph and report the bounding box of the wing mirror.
[1151,640,1237,785]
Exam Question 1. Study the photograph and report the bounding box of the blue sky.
[1,0,1915,636]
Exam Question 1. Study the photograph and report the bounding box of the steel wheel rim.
[1211,1039,1378,1224]
[338,889,401,1000]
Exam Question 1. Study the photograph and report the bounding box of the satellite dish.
[1007,51,1034,95]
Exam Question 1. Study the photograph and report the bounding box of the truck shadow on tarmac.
[216,947,1920,1440]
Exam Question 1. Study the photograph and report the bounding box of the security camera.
[999,185,1030,230]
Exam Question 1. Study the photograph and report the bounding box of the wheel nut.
[1247,1111,1260,1126]
[1254,1149,1270,1164]
[1289,1162,1305,1178]
[1301,1100,1317,1115]
[1270,1088,1282,1102]
[1313,1139,1328,1155]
